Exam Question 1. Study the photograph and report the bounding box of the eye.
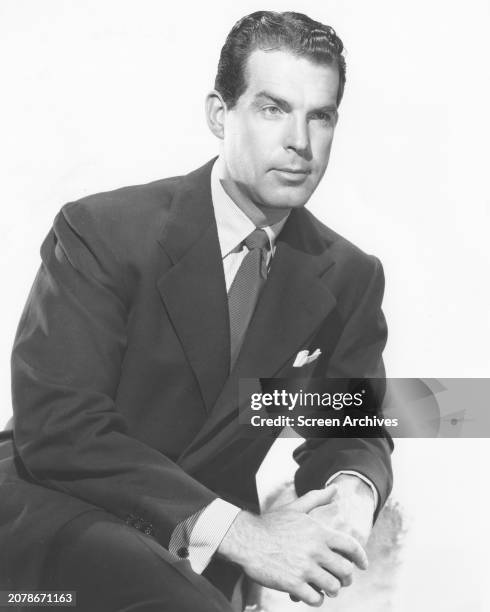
[315,113,332,123]
[314,111,333,124]
[262,105,283,117]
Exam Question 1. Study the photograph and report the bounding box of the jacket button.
[144,527,153,536]
[177,547,189,558]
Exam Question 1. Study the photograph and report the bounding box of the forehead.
[241,48,340,108]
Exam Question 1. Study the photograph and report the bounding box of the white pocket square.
[293,348,322,368]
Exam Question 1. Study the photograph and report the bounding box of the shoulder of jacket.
[61,174,182,228]
[59,174,185,255]
[52,174,185,281]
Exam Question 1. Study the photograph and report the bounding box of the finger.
[289,583,323,603]
[288,486,337,514]
[317,550,353,587]
[289,583,324,607]
[327,530,369,570]
[308,566,342,598]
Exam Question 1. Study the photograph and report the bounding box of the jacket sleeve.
[293,256,393,520]
[11,206,217,547]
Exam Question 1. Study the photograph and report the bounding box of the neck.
[217,159,290,228]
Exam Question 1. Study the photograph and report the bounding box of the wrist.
[216,510,259,566]
[332,475,374,504]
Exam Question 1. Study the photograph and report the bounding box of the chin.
[268,188,312,210]
[259,196,303,210]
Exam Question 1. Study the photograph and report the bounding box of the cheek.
[227,120,261,165]
[312,131,334,166]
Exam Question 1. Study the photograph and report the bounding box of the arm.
[181,259,391,590]
[12,206,217,548]
[290,256,392,553]
[294,255,393,521]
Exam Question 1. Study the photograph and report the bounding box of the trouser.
[40,509,235,612]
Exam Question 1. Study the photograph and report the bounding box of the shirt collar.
[210,158,289,258]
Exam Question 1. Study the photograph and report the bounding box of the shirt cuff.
[325,470,379,511]
[168,498,241,574]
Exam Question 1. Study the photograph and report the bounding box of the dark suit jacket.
[0,158,392,589]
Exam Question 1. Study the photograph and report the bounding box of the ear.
[205,90,226,140]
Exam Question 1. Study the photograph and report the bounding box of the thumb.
[288,485,338,513]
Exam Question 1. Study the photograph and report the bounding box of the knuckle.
[340,570,353,587]
[325,577,342,597]
[313,571,341,598]
[288,579,304,599]
[307,541,322,558]
[305,591,324,607]
[302,562,317,581]
[344,533,356,550]
[346,536,361,558]
[340,559,354,580]
[333,518,348,531]
[322,576,342,597]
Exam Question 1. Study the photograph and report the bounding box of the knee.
[43,510,234,612]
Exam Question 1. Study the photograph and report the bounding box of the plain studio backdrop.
[1,1,489,610]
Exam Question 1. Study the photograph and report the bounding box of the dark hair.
[215,11,346,109]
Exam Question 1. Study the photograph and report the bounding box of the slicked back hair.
[215,11,346,109]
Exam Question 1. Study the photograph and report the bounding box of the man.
[0,11,392,612]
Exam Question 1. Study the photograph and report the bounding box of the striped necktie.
[228,228,270,369]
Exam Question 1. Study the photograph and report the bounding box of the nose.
[284,115,312,159]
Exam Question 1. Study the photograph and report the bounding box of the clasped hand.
[218,485,371,607]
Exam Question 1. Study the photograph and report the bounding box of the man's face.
[222,49,340,211]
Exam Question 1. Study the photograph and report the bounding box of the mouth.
[272,167,311,184]
[273,167,311,175]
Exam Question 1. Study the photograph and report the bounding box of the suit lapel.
[179,208,338,471]
[232,210,337,377]
[157,160,230,411]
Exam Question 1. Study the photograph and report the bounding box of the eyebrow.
[253,90,338,114]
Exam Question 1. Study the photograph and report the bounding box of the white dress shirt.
[168,158,378,573]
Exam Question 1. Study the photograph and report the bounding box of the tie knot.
[244,228,269,251]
